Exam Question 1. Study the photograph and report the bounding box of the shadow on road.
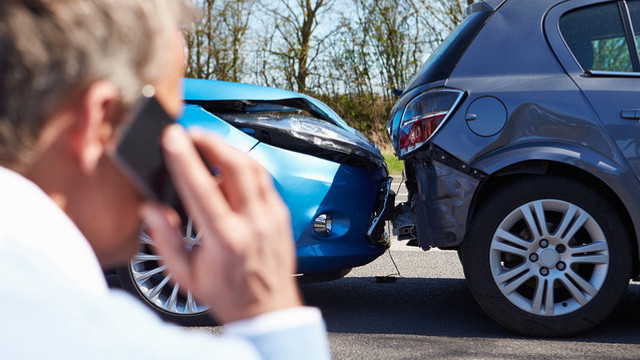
[300,277,640,344]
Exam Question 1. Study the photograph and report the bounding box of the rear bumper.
[402,147,483,249]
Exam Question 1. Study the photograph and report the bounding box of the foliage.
[315,92,393,152]
[185,0,258,81]
[384,152,404,174]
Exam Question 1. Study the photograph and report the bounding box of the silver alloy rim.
[130,220,209,315]
[489,199,609,316]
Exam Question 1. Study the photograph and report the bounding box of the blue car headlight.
[225,113,384,166]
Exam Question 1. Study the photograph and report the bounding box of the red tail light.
[397,89,464,157]
[398,111,447,151]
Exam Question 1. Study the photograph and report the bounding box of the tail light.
[397,88,464,158]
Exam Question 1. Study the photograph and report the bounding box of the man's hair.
[0,0,191,169]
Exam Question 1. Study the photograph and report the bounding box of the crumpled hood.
[183,78,351,131]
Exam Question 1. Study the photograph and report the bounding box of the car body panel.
[440,0,621,165]
[545,0,640,180]
[388,0,640,264]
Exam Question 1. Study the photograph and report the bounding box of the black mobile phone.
[111,95,183,213]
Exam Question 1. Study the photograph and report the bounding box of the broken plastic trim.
[366,177,395,246]
[187,99,386,170]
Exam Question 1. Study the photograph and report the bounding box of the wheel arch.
[469,145,640,278]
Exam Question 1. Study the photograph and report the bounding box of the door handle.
[621,109,640,120]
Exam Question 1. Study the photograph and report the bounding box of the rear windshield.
[404,8,492,92]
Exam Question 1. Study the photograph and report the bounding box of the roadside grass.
[383,152,404,174]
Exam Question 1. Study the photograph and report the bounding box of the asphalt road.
[192,178,640,359]
[193,246,640,359]
[300,248,640,359]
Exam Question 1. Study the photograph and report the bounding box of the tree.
[185,0,257,81]
[326,0,426,96]
[264,0,336,93]
[416,0,476,33]
[367,0,424,98]
[323,9,374,96]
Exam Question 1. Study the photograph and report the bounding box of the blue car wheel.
[117,221,212,326]
[116,79,393,325]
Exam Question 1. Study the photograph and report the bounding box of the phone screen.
[110,95,182,212]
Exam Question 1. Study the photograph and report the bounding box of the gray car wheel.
[463,176,631,336]
[489,199,609,316]
[117,220,214,326]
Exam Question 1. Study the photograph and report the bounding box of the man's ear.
[73,81,120,174]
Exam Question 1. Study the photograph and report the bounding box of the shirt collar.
[0,167,108,295]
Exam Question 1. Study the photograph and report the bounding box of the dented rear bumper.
[396,147,484,249]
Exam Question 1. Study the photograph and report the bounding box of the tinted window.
[628,0,640,59]
[560,2,633,72]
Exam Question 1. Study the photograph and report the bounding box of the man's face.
[82,32,187,267]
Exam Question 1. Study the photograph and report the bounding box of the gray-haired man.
[0,1,330,358]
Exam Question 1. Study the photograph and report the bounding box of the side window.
[628,0,640,60]
[560,2,633,72]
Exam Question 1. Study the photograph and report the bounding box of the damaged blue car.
[117,78,393,325]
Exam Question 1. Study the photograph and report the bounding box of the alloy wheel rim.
[130,219,209,316]
[489,199,609,316]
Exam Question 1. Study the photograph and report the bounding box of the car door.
[546,0,640,179]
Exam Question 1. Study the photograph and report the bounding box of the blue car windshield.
[404,9,492,92]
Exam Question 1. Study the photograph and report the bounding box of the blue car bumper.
[249,142,388,273]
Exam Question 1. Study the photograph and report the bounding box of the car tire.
[117,223,216,327]
[462,176,632,337]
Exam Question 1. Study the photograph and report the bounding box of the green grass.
[383,152,404,174]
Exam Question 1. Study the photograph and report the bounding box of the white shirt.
[0,167,330,359]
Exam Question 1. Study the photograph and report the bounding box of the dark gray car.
[388,0,640,336]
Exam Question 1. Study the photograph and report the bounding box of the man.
[0,0,330,359]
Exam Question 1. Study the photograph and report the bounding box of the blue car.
[116,79,393,325]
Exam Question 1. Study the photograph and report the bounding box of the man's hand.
[141,124,302,324]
